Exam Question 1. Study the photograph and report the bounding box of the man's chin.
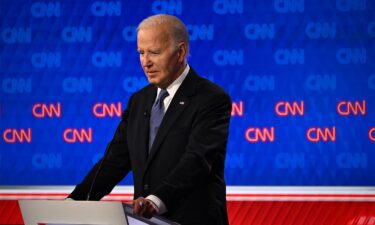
[147,77,170,89]
[147,78,160,87]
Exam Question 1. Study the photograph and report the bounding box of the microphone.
[87,110,127,200]
[144,110,150,117]
[86,141,113,201]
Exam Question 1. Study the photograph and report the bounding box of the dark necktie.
[149,89,169,151]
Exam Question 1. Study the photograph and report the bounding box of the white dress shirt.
[155,64,190,113]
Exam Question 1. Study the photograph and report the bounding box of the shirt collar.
[157,64,190,98]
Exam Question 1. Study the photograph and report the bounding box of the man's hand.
[133,197,159,219]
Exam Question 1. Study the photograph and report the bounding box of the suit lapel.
[145,69,198,168]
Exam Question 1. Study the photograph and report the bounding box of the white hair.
[137,14,190,56]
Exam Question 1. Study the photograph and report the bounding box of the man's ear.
[177,42,187,63]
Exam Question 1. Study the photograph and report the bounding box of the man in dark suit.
[68,14,231,225]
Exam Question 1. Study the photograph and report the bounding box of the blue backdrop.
[1,0,374,186]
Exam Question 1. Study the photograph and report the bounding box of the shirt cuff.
[146,195,167,214]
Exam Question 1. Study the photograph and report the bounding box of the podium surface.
[19,200,175,225]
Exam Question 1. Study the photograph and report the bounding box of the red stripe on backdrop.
[0,200,22,224]
[227,194,375,198]
[2,193,375,197]
[1,200,375,225]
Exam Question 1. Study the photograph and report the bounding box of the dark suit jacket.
[69,68,231,225]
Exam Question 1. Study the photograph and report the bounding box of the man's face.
[137,25,186,89]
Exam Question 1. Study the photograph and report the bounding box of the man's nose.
[142,54,153,66]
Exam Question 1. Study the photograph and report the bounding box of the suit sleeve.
[68,95,134,200]
[152,91,231,210]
